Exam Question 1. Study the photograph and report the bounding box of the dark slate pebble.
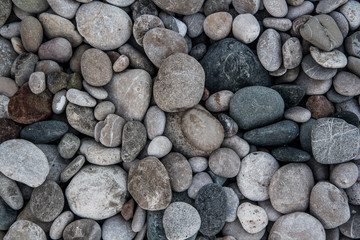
[20,120,68,144]
[195,183,227,237]
[243,120,299,146]
[271,146,311,163]
[0,119,21,144]
[229,86,284,130]
[200,38,271,93]
[271,84,306,109]
[331,111,359,127]
[0,198,17,231]
[339,213,360,239]
[299,118,316,153]
[326,88,353,104]
[147,210,167,240]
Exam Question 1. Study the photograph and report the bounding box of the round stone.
[0,119,21,144]
[209,148,240,178]
[257,29,282,72]
[188,157,208,173]
[311,118,360,164]
[38,37,72,63]
[151,0,204,15]
[163,202,201,240]
[147,136,172,159]
[133,14,164,47]
[284,106,311,123]
[143,28,187,68]
[263,0,288,17]
[295,71,332,95]
[63,219,101,240]
[0,77,18,98]
[29,180,64,222]
[229,86,284,130]
[269,212,326,240]
[57,133,80,159]
[76,1,132,50]
[144,106,166,140]
[330,162,358,189]
[161,152,192,192]
[4,220,46,240]
[203,12,232,41]
[121,121,147,162]
[102,215,136,240]
[334,71,360,97]
[28,72,46,94]
[66,103,97,137]
[81,48,113,87]
[65,165,127,220]
[94,101,115,121]
[232,14,260,44]
[128,157,171,210]
[237,202,268,234]
[20,16,43,53]
[154,53,205,112]
[232,0,260,14]
[310,181,350,229]
[49,211,74,240]
[218,114,239,138]
[205,90,234,113]
[113,55,129,73]
[221,135,250,158]
[282,37,302,69]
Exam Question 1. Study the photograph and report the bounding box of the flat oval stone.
[345,31,360,58]
[257,28,282,72]
[144,106,166,140]
[316,0,347,14]
[29,180,64,222]
[38,37,72,63]
[47,0,80,19]
[0,172,23,210]
[93,101,115,121]
[20,16,43,53]
[49,211,74,240]
[163,202,201,240]
[310,181,350,229]
[80,139,121,165]
[339,212,360,238]
[263,0,288,17]
[66,103,97,137]
[154,53,205,112]
[76,1,132,50]
[339,1,360,31]
[205,90,233,113]
[105,69,152,121]
[310,46,347,69]
[195,183,227,236]
[121,121,147,162]
[65,165,127,220]
[334,71,360,97]
[200,38,271,93]
[282,37,302,69]
[330,162,358,189]
[229,86,284,130]
[271,146,311,162]
[269,163,314,214]
[4,220,46,240]
[128,156,171,210]
[326,88,353,104]
[20,120,68,144]
[263,18,292,32]
[151,0,204,15]
[312,118,360,164]
[295,71,332,95]
[301,54,338,80]
[222,219,265,240]
[60,155,85,183]
[99,114,126,148]
[143,28,187,68]
[12,0,48,13]
[66,89,97,107]
[284,106,311,123]
[209,148,240,178]
[82,81,108,100]
[237,152,279,201]
[0,139,49,187]
[237,202,268,234]
[0,198,17,231]
[52,90,67,114]
[63,219,101,240]
[161,152,192,192]
[269,212,326,240]
[102,215,136,240]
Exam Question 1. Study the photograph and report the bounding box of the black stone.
[332,111,359,127]
[200,38,271,94]
[147,210,167,240]
[243,120,299,146]
[0,198,17,231]
[299,118,316,153]
[271,84,306,109]
[271,146,311,163]
[326,88,353,104]
[195,183,227,237]
[20,120,68,144]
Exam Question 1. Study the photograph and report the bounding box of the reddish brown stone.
[121,198,135,221]
[202,88,210,101]
[0,119,22,144]
[8,84,52,124]
[306,95,335,119]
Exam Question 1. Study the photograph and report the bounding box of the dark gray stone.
[271,84,306,109]
[229,86,284,130]
[339,213,360,239]
[332,111,359,127]
[300,118,316,153]
[121,121,147,162]
[311,118,360,164]
[0,0,11,27]
[243,120,299,146]
[207,170,227,186]
[11,52,39,86]
[217,113,239,138]
[326,88,353,104]
[0,37,17,78]
[147,210,167,240]
[200,38,271,93]
[20,120,68,144]
[271,146,311,162]
[189,43,207,61]
[0,198,17,230]
[195,183,227,237]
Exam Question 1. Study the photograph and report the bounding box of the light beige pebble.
[263,0,288,17]
[113,55,130,72]
[232,0,261,14]
[100,114,126,148]
[282,37,302,69]
[49,211,74,240]
[94,121,104,142]
[0,95,10,118]
[144,106,166,140]
[20,16,43,53]
[28,72,46,94]
[284,106,311,123]
[147,136,172,158]
[232,14,260,44]
[258,200,282,222]
[0,77,18,97]
[237,202,268,234]
[70,44,91,73]
[66,88,97,107]
[188,157,208,173]
[133,14,165,47]
[209,148,241,178]
[52,90,68,114]
[187,172,213,199]
[348,56,360,77]
[60,155,86,183]
[11,37,25,54]
[134,224,146,240]
[132,205,146,233]
[339,0,360,31]
[203,12,233,41]
[205,90,234,112]
[333,71,360,97]
[94,101,116,121]
[80,139,122,165]
[330,162,359,189]
[263,18,292,32]
[310,46,347,69]
[286,1,314,20]
[82,81,108,100]
[221,135,250,158]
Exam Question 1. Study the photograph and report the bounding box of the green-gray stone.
[271,84,305,109]
[300,118,316,153]
[20,120,68,144]
[243,120,299,146]
[57,133,80,159]
[66,72,82,90]
[147,210,167,240]
[12,0,49,13]
[200,38,271,93]
[271,146,311,163]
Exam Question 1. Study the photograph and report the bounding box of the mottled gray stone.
[4,220,46,240]
[47,0,80,19]
[0,172,23,210]
[102,215,136,240]
[38,37,72,63]
[49,211,74,240]
[121,121,147,162]
[237,202,268,234]
[271,146,311,162]
[80,139,121,165]
[12,0,48,13]
[57,133,80,159]
[301,55,337,80]
[66,103,97,137]
[330,162,358,189]
[151,0,204,15]
[339,1,360,31]
[339,212,360,239]
[257,28,282,72]
[20,120,68,144]
[63,219,101,240]
[11,52,38,86]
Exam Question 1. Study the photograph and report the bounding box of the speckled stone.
[38,37,72,63]
[294,71,332,95]
[103,215,136,240]
[66,103,97,137]
[310,46,347,69]
[4,220,46,240]
[20,16,43,53]
[339,1,360,31]
[63,219,101,240]
[0,37,17,78]
[49,211,74,240]
[209,148,241,178]
[0,119,21,144]
[80,139,121,165]
[334,71,360,97]
[57,133,80,159]
[237,202,268,234]
[203,12,233,41]
[0,172,23,210]
[221,135,250,158]
[60,155,85,183]
[144,106,166,140]
[121,121,147,162]
[306,95,335,119]
[330,162,358,189]
[232,14,260,44]
[271,146,311,162]
[11,52,38,86]
[99,114,126,148]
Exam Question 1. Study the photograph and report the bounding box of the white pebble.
[237,202,268,234]
[232,14,260,44]
[147,136,172,158]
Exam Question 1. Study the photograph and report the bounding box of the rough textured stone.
[66,103,97,137]
[144,106,166,140]
[151,0,204,15]
[195,184,227,237]
[200,38,271,93]
[60,155,85,183]
[38,37,72,63]
[57,133,80,159]
[257,28,282,72]
[334,71,360,97]
[65,165,127,220]
[99,114,126,148]
[154,53,205,112]
[11,52,38,86]
[232,14,260,44]
[80,139,121,165]
[282,37,302,69]
[128,157,171,210]
[4,220,46,240]
[310,46,347,69]
[271,84,305,109]
[0,172,23,210]
[209,148,240,178]
[311,118,359,164]
[0,119,21,144]
[306,95,335,119]
[63,219,101,240]
[339,213,360,239]
[49,211,74,240]
[269,163,314,214]
[20,120,68,144]
[76,1,132,50]
[0,37,17,78]
[147,210,167,240]
[121,121,147,162]
[237,202,268,234]
[263,17,292,32]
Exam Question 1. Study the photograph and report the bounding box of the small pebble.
[282,37,302,69]
[237,202,268,234]
[52,90,68,114]
[82,81,108,100]
[339,1,360,31]
[334,71,360,97]
[121,121,147,162]
[310,46,347,69]
[144,106,166,140]
[203,12,233,41]
[257,29,282,72]
[132,205,146,233]
[147,136,172,158]
[121,198,135,221]
[284,106,311,123]
[66,88,97,107]
[94,101,116,121]
[49,211,74,240]
[113,55,130,72]
[80,138,121,165]
[187,172,213,199]
[232,14,260,44]
[209,148,241,178]
[100,114,126,148]
[102,215,136,240]
[63,219,101,240]
[221,135,250,158]
[38,37,72,63]
[263,18,292,31]
[188,157,208,173]
[57,133,80,159]
[60,155,85,183]
[0,172,23,210]
[330,162,359,189]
